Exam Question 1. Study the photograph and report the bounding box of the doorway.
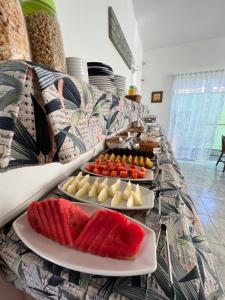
[168,70,225,161]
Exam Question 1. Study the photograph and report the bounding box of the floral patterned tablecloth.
[0,132,224,300]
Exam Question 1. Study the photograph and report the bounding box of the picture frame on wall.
[151,91,163,103]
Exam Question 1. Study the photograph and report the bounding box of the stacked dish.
[115,75,126,96]
[143,114,157,124]
[88,62,117,94]
[66,57,89,83]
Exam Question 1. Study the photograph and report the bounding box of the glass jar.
[128,85,136,96]
[0,0,31,61]
[22,0,66,72]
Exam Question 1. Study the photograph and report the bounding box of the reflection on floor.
[178,160,225,287]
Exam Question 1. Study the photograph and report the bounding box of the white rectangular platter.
[58,176,155,211]
[81,162,154,182]
[13,203,157,277]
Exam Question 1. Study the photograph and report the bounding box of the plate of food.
[58,173,155,210]
[13,199,157,276]
[97,152,155,169]
[81,161,154,181]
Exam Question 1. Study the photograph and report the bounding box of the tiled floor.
[178,159,225,287]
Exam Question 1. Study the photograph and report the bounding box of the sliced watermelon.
[43,200,58,241]
[68,203,89,243]
[55,199,74,246]
[28,200,145,260]
[55,198,89,247]
[116,221,145,259]
[98,215,145,259]
[48,199,67,245]
[36,203,51,238]
[88,212,116,254]
[27,202,42,234]
[77,210,145,259]
[74,210,107,251]
[27,199,89,246]
[98,220,123,258]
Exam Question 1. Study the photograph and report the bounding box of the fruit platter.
[81,160,154,181]
[98,152,155,169]
[13,200,157,276]
[58,173,155,210]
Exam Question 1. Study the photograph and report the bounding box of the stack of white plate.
[115,75,126,96]
[143,115,157,124]
[66,57,89,83]
[88,62,117,94]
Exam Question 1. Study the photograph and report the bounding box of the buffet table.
[0,60,223,299]
[0,132,223,300]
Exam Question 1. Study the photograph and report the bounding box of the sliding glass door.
[168,70,225,161]
[213,103,225,150]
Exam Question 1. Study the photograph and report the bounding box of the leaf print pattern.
[106,110,120,134]
[82,82,95,106]
[71,110,81,128]
[0,116,16,131]
[32,65,65,90]
[55,77,81,108]
[44,99,61,115]
[178,266,199,282]
[0,61,146,170]
[0,124,223,299]
[90,93,111,118]
[31,95,52,158]
[62,130,86,153]
[0,73,23,90]
[0,60,28,73]
[10,119,39,166]
[110,95,120,110]
[53,126,71,161]
[0,89,23,111]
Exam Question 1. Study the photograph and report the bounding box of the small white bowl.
[106,141,129,149]
[148,136,161,143]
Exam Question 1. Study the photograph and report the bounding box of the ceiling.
[132,0,225,50]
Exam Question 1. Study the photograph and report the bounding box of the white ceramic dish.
[13,203,157,276]
[81,162,154,182]
[106,141,129,149]
[58,176,155,210]
[153,148,161,155]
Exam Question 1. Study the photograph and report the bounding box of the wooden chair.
[216,135,225,172]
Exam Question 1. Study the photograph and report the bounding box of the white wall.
[142,37,225,132]
[55,0,143,91]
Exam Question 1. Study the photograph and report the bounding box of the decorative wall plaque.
[151,91,163,103]
[108,6,133,69]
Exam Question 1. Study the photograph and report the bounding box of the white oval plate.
[81,162,154,182]
[58,176,155,210]
[13,203,157,276]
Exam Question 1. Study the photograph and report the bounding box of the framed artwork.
[108,6,133,69]
[151,91,163,103]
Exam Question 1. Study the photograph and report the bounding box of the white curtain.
[168,70,225,161]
